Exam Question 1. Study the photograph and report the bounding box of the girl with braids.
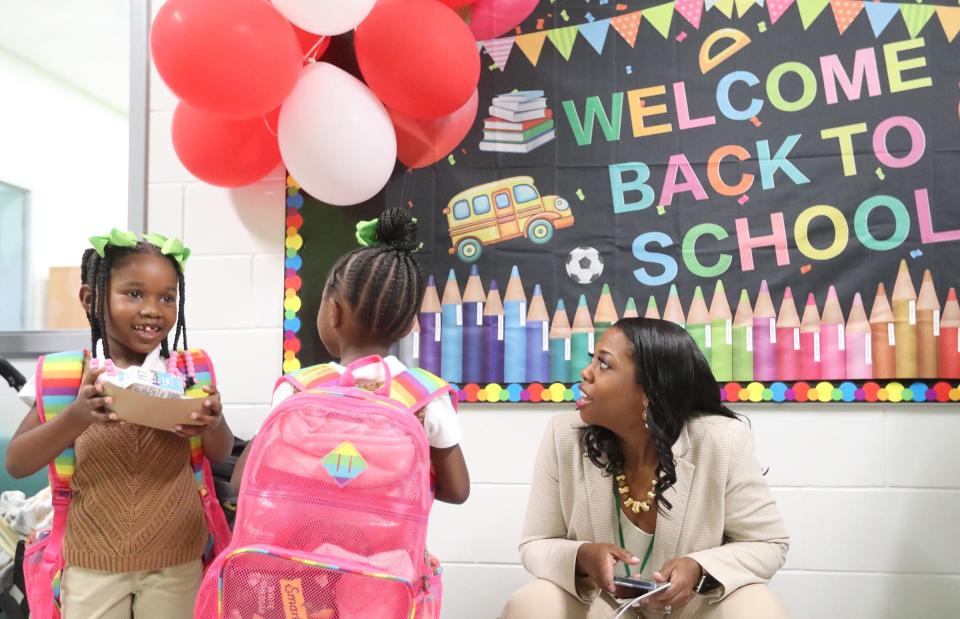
[501,318,790,619]
[234,207,469,504]
[7,230,233,619]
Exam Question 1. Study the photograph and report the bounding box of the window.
[495,193,511,209]
[513,184,538,203]
[472,195,491,215]
[0,182,28,330]
[453,200,470,220]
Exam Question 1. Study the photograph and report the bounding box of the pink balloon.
[469,0,538,40]
[391,90,478,169]
[172,103,281,187]
[151,0,301,119]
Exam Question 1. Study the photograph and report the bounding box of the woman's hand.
[65,366,118,427]
[174,385,223,437]
[575,542,639,594]
[641,557,701,612]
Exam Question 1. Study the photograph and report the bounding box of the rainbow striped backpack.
[195,355,456,619]
[23,350,231,619]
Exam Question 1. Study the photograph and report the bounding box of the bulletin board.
[284,0,960,404]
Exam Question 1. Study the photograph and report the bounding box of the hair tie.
[355,218,379,248]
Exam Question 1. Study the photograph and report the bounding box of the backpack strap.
[172,349,216,488]
[36,351,86,495]
[276,362,342,393]
[390,367,459,415]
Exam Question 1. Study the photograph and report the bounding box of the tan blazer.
[519,411,789,603]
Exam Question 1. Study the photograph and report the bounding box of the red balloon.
[391,89,478,169]
[469,0,538,40]
[292,26,331,62]
[355,0,480,119]
[172,103,281,187]
[151,0,301,119]
[438,0,477,7]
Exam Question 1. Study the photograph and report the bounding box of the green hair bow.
[143,232,191,270]
[89,228,138,256]
[88,229,191,270]
[355,218,379,248]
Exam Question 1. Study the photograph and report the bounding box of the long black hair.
[80,242,188,361]
[579,317,739,511]
[324,207,425,346]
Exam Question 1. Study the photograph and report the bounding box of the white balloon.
[272,0,376,35]
[279,63,397,207]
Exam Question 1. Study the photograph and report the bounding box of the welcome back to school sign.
[286,0,960,404]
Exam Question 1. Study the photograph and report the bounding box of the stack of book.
[479,90,555,154]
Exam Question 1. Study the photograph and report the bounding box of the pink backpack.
[24,350,231,619]
[195,356,456,619]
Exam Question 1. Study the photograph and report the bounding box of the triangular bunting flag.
[936,6,960,43]
[483,38,515,71]
[515,32,548,66]
[796,0,830,29]
[675,0,704,28]
[645,2,676,37]
[579,18,612,54]
[547,25,578,60]
[767,0,795,24]
[611,11,642,47]
[735,0,758,18]
[714,0,735,18]
[900,3,935,38]
[705,0,718,9]
[830,0,864,34]
[863,1,900,36]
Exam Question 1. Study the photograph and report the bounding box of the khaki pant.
[501,579,791,619]
[61,560,202,619]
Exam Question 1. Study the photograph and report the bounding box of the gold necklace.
[615,473,658,513]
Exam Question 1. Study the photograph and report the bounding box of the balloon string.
[304,35,328,64]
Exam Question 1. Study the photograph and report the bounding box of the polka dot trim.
[283,175,304,374]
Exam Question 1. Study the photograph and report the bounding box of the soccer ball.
[565,246,604,285]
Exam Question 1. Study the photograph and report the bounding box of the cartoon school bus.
[443,176,574,263]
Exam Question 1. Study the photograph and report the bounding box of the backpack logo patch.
[322,441,367,487]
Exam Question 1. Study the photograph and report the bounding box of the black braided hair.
[324,208,425,347]
[80,241,187,362]
[579,318,741,513]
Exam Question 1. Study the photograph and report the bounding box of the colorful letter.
[735,212,790,271]
[609,163,655,213]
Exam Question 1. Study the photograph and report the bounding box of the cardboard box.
[101,382,204,431]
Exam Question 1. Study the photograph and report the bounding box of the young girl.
[5,230,234,619]
[233,207,470,504]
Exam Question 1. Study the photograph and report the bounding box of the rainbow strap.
[36,351,86,490]
[176,350,215,488]
[285,362,456,413]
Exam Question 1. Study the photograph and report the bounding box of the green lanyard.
[613,479,655,578]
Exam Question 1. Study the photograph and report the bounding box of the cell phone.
[612,576,671,601]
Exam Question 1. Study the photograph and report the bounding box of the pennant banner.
[478,1,957,71]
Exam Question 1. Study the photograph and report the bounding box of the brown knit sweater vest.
[64,422,207,572]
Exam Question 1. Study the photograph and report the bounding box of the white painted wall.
[11,5,938,616]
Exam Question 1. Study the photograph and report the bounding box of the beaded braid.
[79,242,190,375]
[326,208,426,347]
